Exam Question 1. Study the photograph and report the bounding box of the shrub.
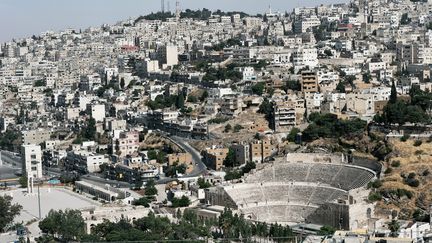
[407,179,420,187]
[384,167,393,174]
[171,196,191,208]
[422,169,430,176]
[368,192,382,202]
[400,134,410,142]
[408,172,416,179]
[415,150,424,155]
[402,173,420,187]
[394,189,413,199]
[391,160,400,167]
[414,140,423,147]
[368,180,383,189]
[224,124,232,133]
[233,124,244,133]
[134,197,151,207]
[208,117,229,124]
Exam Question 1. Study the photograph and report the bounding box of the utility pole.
[37,182,42,219]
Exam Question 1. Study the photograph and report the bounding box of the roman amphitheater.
[206,153,380,230]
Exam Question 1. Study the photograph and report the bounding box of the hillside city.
[2,0,432,242]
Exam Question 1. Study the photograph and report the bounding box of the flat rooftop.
[0,188,99,223]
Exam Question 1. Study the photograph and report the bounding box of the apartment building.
[167,153,193,173]
[250,138,272,163]
[113,131,140,158]
[204,146,229,171]
[22,129,52,145]
[301,71,320,93]
[21,144,43,179]
[65,150,108,174]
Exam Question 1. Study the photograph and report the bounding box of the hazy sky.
[0,0,346,43]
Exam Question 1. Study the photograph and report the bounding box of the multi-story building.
[301,71,319,93]
[272,95,306,131]
[220,96,245,117]
[273,101,297,131]
[250,138,272,163]
[204,146,229,171]
[113,131,140,158]
[167,153,193,173]
[231,143,251,165]
[22,129,52,145]
[65,150,108,174]
[21,144,43,179]
[158,45,179,69]
[293,47,318,71]
[294,16,321,33]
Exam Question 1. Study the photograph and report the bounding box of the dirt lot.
[376,139,432,219]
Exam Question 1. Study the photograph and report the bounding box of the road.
[0,151,22,179]
[0,135,207,187]
[169,136,207,177]
[0,150,131,188]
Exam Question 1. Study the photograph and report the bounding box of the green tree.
[251,82,265,95]
[39,209,85,242]
[120,78,125,89]
[0,195,22,232]
[336,81,346,93]
[197,177,212,189]
[18,176,27,188]
[200,90,209,102]
[34,79,46,87]
[83,118,96,140]
[284,80,301,92]
[318,225,336,236]
[223,148,238,167]
[400,13,411,25]
[287,128,301,142]
[176,94,185,109]
[387,220,400,237]
[390,80,397,104]
[363,72,372,83]
[144,179,158,197]
[134,197,151,207]
[171,196,191,208]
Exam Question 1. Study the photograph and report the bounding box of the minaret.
[176,0,181,22]
[161,0,165,13]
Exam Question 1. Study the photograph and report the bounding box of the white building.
[294,16,321,33]
[21,144,43,179]
[159,45,179,69]
[0,117,15,132]
[88,104,106,122]
[292,47,318,71]
[65,150,108,173]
